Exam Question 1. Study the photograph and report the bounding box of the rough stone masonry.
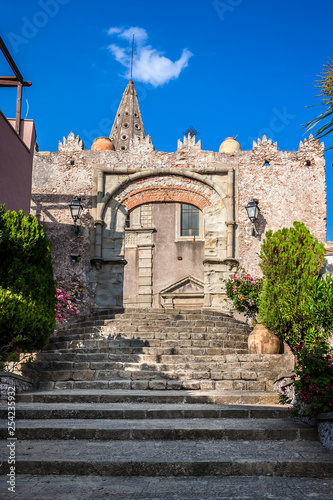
[31,80,327,311]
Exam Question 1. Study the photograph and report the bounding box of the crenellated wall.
[31,132,327,310]
[237,135,326,276]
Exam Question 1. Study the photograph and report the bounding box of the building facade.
[31,80,327,310]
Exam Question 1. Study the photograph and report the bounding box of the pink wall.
[0,112,36,214]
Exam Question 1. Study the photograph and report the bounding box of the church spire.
[109,80,146,151]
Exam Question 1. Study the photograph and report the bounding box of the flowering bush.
[55,288,79,323]
[280,338,333,417]
[225,268,263,321]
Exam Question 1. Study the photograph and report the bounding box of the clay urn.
[91,137,115,151]
[248,323,281,354]
[219,137,241,153]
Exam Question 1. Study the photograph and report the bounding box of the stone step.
[29,352,279,364]
[0,418,317,441]
[55,310,250,328]
[27,360,252,371]
[47,338,249,350]
[0,402,289,420]
[36,379,276,392]
[51,331,250,342]
[106,308,232,318]
[113,346,247,356]
[1,439,331,477]
[28,360,285,375]
[54,326,250,339]
[30,359,285,373]
[17,389,282,405]
[34,369,282,388]
[5,475,333,500]
[47,346,249,355]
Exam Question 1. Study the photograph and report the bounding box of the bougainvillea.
[55,287,79,323]
[225,268,263,321]
[280,338,333,416]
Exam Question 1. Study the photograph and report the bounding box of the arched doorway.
[92,169,236,309]
[123,202,205,308]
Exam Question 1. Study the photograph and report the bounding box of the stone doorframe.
[91,165,238,309]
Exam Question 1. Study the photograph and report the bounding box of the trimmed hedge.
[0,206,56,352]
[258,221,326,347]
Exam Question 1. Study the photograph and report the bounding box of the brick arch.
[121,186,211,211]
[113,175,215,212]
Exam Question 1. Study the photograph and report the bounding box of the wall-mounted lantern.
[245,198,260,236]
[69,196,83,234]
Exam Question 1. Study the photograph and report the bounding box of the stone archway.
[92,168,236,309]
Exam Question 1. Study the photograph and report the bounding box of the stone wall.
[31,133,326,310]
[317,413,333,451]
[237,135,326,276]
[31,137,96,310]
[0,373,34,402]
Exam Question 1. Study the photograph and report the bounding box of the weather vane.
[130,33,135,80]
[183,125,200,138]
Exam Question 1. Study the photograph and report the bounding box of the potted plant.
[225,267,280,354]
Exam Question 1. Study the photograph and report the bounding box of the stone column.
[226,169,235,259]
[137,243,154,307]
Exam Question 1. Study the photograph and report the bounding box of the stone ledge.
[0,372,34,402]
[317,412,333,452]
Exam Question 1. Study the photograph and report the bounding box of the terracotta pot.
[248,323,281,354]
[91,137,115,151]
[219,137,241,153]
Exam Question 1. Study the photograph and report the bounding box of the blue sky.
[1,0,333,237]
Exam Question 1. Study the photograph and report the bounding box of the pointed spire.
[109,80,146,151]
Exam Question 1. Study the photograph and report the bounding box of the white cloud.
[106,26,193,87]
[107,27,122,36]
[118,27,148,45]
[108,44,128,66]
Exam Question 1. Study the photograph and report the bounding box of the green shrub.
[0,206,56,353]
[301,274,333,346]
[258,222,326,347]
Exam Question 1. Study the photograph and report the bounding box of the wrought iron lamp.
[69,196,83,234]
[245,198,260,236]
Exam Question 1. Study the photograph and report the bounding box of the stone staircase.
[22,308,291,396]
[0,391,333,498]
[1,309,332,499]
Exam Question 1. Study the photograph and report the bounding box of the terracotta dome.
[91,137,115,151]
[219,137,241,153]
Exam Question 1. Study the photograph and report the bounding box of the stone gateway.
[31,80,327,310]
